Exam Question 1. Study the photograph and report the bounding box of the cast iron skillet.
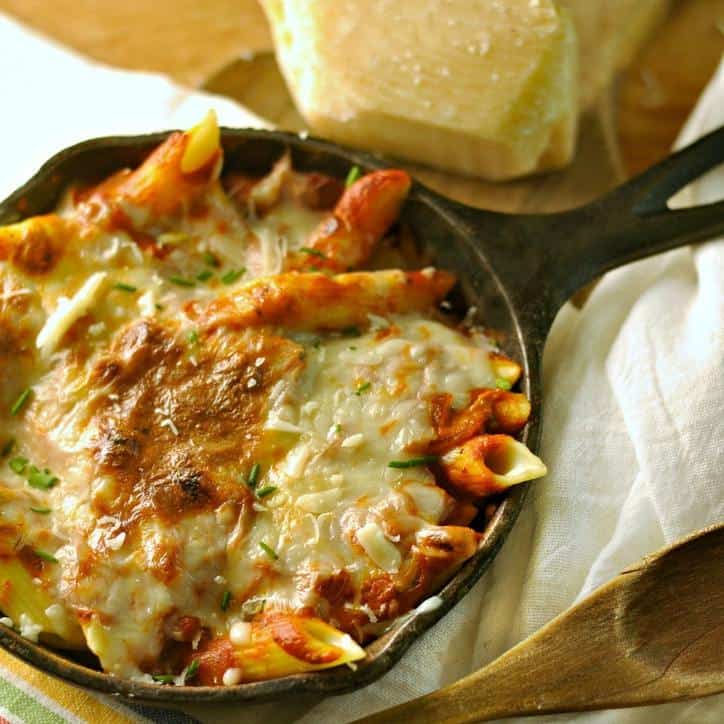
[0,126,723,703]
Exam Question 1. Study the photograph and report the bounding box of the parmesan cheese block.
[261,0,579,180]
[562,0,670,107]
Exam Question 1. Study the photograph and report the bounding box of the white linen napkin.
[1,13,722,723]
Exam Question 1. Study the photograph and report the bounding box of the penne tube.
[191,612,365,685]
[440,434,547,499]
[0,556,85,648]
[180,110,222,174]
[428,389,531,455]
[286,169,411,272]
[201,268,456,332]
[80,112,222,220]
[489,352,522,386]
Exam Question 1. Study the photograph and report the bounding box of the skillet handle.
[451,124,724,339]
[541,123,724,308]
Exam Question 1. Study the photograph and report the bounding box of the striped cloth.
[0,649,200,724]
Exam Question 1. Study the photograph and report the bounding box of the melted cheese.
[0,154,536,683]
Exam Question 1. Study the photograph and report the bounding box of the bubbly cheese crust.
[0,121,545,685]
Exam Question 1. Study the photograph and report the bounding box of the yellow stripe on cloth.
[0,647,137,724]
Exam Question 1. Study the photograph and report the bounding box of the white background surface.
[1,14,722,723]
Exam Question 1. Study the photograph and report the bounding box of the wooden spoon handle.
[356,525,724,724]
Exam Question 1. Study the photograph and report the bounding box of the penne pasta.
[0,113,545,686]
[286,169,411,272]
[0,556,84,649]
[201,268,456,331]
[187,613,365,685]
[440,434,547,498]
[428,389,531,455]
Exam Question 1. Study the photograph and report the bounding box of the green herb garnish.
[184,659,200,682]
[311,338,321,350]
[202,251,219,268]
[154,303,165,311]
[345,165,361,187]
[169,276,195,288]
[495,378,512,391]
[30,506,52,515]
[259,542,278,560]
[388,456,439,469]
[113,282,137,293]
[34,549,58,563]
[220,590,232,611]
[196,269,213,282]
[9,457,28,474]
[27,466,59,490]
[10,388,32,416]
[247,463,261,488]
[355,382,371,396]
[341,325,360,337]
[152,674,175,684]
[256,485,277,499]
[221,268,245,285]
[187,329,199,345]
[1,439,14,457]
[299,247,327,259]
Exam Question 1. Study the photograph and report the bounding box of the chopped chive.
[256,485,277,499]
[154,303,165,311]
[247,463,261,488]
[299,247,327,259]
[341,325,360,337]
[9,457,28,475]
[30,506,52,515]
[334,423,342,434]
[308,265,320,272]
[259,541,278,560]
[355,381,371,396]
[152,673,175,684]
[348,345,357,350]
[311,338,321,349]
[187,329,199,345]
[202,251,219,268]
[34,549,58,563]
[169,275,195,288]
[196,269,213,282]
[220,590,232,611]
[1,439,14,457]
[27,466,58,490]
[345,165,362,187]
[495,378,512,391]
[184,658,200,682]
[10,388,32,416]
[221,268,245,285]
[388,456,439,469]
[113,282,137,293]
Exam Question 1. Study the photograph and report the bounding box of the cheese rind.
[262,0,578,180]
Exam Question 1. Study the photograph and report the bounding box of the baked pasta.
[0,112,546,686]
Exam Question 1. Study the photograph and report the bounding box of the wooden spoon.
[356,524,724,723]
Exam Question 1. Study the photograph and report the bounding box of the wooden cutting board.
[1,0,722,213]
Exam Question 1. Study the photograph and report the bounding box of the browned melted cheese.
[0,132,545,683]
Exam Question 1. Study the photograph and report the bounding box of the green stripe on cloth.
[0,676,72,724]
